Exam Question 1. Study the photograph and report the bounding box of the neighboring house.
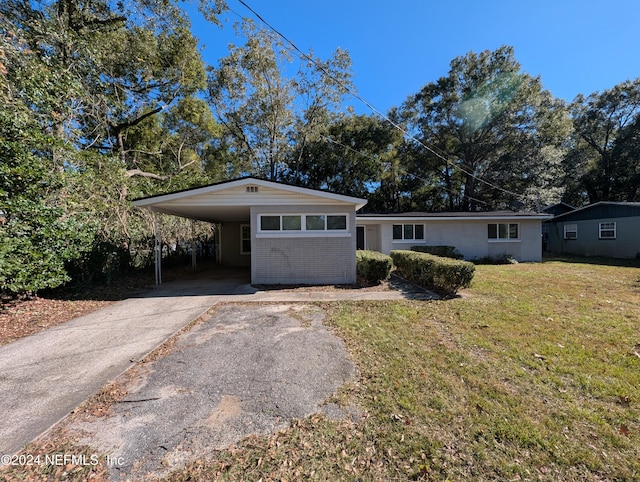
[133,177,367,284]
[541,202,576,252]
[542,202,576,217]
[356,211,550,262]
[133,177,552,285]
[545,202,640,259]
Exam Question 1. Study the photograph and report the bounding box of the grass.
[169,259,640,481]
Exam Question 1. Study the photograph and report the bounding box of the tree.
[394,46,570,211]
[207,19,354,180]
[0,0,226,294]
[291,115,400,199]
[569,79,640,203]
[0,30,94,294]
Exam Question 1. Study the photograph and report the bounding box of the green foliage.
[0,0,226,294]
[207,19,355,181]
[474,253,519,265]
[392,46,570,212]
[0,103,95,295]
[290,114,401,198]
[356,250,393,284]
[568,79,640,204]
[411,245,464,259]
[390,249,475,295]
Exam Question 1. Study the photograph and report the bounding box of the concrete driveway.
[0,268,432,457]
[0,270,251,455]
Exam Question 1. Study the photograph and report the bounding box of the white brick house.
[133,177,367,284]
[134,177,551,285]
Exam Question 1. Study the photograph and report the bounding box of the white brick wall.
[250,206,357,284]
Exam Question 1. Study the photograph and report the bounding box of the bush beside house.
[411,245,464,259]
[390,249,475,295]
[356,250,393,284]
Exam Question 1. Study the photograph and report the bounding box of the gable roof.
[542,202,576,216]
[132,177,368,223]
[551,201,640,222]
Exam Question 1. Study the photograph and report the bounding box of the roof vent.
[246,186,259,193]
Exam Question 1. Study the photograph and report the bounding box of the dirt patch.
[61,303,359,480]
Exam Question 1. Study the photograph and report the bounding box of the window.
[282,215,301,230]
[257,214,348,234]
[327,215,347,230]
[260,215,280,231]
[488,223,519,240]
[393,224,425,241]
[599,222,616,239]
[564,224,577,240]
[306,215,326,230]
[240,224,251,254]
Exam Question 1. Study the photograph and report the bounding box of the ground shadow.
[543,255,640,268]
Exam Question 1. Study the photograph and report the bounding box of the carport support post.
[154,215,162,285]
[191,220,197,271]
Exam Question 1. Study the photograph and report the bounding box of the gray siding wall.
[251,205,356,284]
[547,217,640,258]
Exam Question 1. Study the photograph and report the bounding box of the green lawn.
[171,259,640,481]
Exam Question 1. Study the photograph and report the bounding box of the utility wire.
[320,134,488,206]
[235,0,525,203]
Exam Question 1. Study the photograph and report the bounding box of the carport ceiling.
[139,202,250,223]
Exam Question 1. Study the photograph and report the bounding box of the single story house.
[545,202,640,259]
[133,177,367,285]
[133,177,551,285]
[356,211,550,262]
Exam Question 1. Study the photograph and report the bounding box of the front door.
[365,224,380,251]
[356,226,365,250]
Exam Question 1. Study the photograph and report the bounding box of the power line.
[235,0,525,203]
[320,134,488,206]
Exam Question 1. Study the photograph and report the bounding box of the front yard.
[173,259,640,481]
[3,259,639,481]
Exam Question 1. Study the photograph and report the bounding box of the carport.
[133,177,367,285]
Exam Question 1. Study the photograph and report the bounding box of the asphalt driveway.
[0,267,431,460]
[70,303,358,480]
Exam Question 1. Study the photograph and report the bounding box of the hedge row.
[390,249,475,296]
[356,250,393,284]
[411,245,464,259]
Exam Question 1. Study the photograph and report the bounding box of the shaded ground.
[0,267,420,346]
[64,303,359,480]
[0,268,163,347]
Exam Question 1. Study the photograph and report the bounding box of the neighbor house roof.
[550,201,640,222]
[542,202,576,216]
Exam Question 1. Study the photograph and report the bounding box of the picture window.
[488,223,519,240]
[393,224,425,241]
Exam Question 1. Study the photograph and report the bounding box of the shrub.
[474,253,518,265]
[411,245,464,259]
[390,250,475,295]
[356,250,393,284]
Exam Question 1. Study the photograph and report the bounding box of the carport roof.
[132,177,368,223]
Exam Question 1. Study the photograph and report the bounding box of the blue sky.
[189,0,639,114]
